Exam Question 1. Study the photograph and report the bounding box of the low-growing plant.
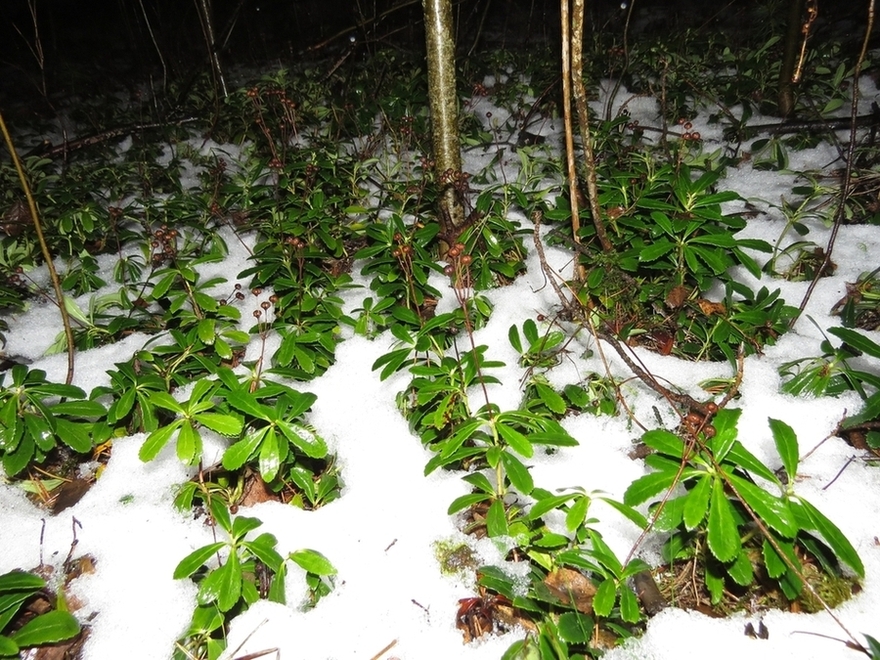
[137,378,243,465]
[173,498,336,660]
[0,570,80,658]
[625,410,864,608]
[0,365,107,476]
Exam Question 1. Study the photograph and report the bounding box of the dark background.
[0,0,871,111]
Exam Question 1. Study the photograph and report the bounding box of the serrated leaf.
[278,421,326,458]
[565,495,589,532]
[222,428,266,470]
[197,413,243,437]
[796,498,864,577]
[197,318,216,345]
[727,473,797,537]
[557,611,593,643]
[258,428,282,481]
[708,408,741,460]
[623,469,678,506]
[707,478,740,562]
[231,516,263,541]
[176,421,201,464]
[534,383,567,415]
[726,549,754,586]
[619,585,641,622]
[762,538,788,579]
[138,423,178,462]
[591,578,616,617]
[641,429,684,457]
[683,475,711,530]
[496,422,533,458]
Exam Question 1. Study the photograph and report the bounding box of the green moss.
[433,539,478,578]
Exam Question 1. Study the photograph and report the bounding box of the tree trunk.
[778,0,809,117]
[423,0,465,252]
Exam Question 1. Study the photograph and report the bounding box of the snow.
[2,80,880,660]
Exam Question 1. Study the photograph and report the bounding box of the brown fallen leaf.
[697,299,726,316]
[543,567,597,614]
[665,285,690,309]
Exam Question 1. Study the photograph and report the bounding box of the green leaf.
[197,413,243,437]
[138,423,179,462]
[258,428,282,482]
[486,499,508,537]
[289,549,337,576]
[565,495,589,532]
[448,492,491,515]
[197,318,216,345]
[592,578,616,617]
[795,498,864,577]
[725,442,780,486]
[508,324,523,353]
[683,475,711,530]
[707,478,740,562]
[557,611,593,644]
[828,327,880,359]
[53,419,93,453]
[51,400,106,417]
[534,383,567,415]
[176,421,201,464]
[496,422,533,458]
[199,553,241,612]
[768,418,798,484]
[639,240,675,263]
[149,391,184,414]
[861,634,880,658]
[222,428,266,470]
[727,473,797,537]
[527,492,579,520]
[708,408,741,461]
[641,429,684,457]
[762,537,788,580]
[173,543,225,579]
[278,421,327,458]
[500,451,534,495]
[209,497,232,533]
[11,610,79,647]
[231,516,263,541]
[0,635,17,655]
[0,570,44,593]
[619,584,642,622]
[224,389,272,422]
[623,469,678,506]
[727,549,754,586]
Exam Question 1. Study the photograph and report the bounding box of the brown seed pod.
[703,426,716,438]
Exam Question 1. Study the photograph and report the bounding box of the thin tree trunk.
[423,0,465,253]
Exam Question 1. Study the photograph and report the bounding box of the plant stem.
[0,109,76,384]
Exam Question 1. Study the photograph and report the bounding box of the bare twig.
[369,639,398,660]
[0,109,76,383]
[791,0,875,328]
